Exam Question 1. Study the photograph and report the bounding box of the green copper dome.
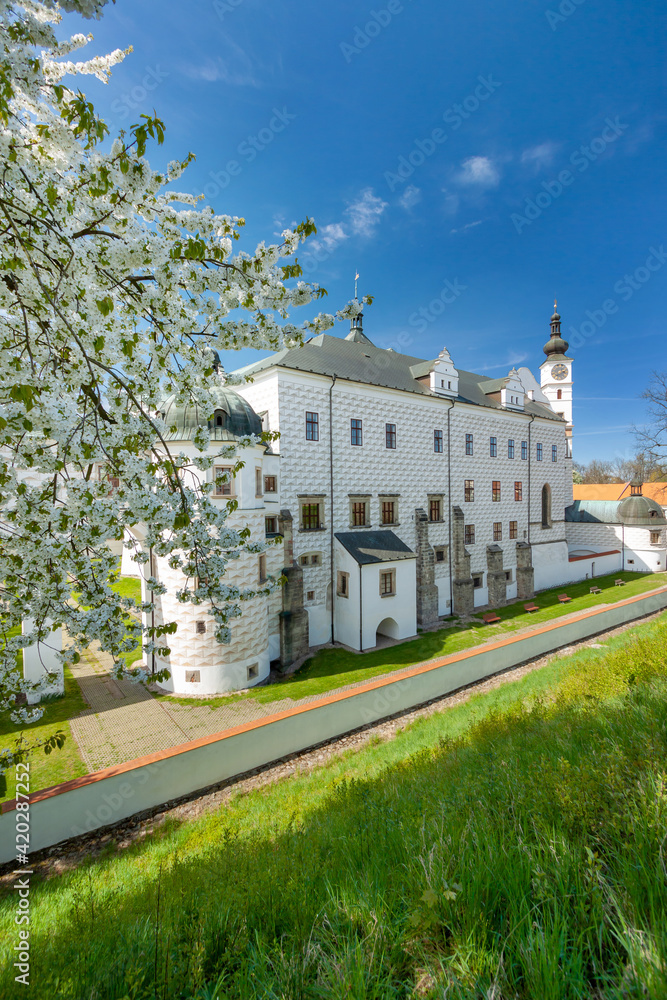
[543,307,570,358]
[617,495,666,527]
[159,385,263,442]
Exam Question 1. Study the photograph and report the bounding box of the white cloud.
[457,156,500,187]
[475,352,529,372]
[398,185,421,210]
[181,40,260,87]
[309,222,348,255]
[450,219,482,234]
[520,141,560,169]
[344,187,388,237]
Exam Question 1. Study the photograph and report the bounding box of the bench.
[614,578,625,586]
[482,612,501,624]
[524,603,539,613]
[590,586,601,594]
[557,594,571,603]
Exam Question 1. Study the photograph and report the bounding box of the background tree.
[0,0,364,725]
[636,371,667,479]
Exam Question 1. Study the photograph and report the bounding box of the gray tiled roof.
[233,333,563,421]
[335,530,416,565]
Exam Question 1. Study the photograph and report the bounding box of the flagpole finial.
[354,270,359,300]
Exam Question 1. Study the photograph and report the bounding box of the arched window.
[211,409,227,429]
[557,389,562,400]
[541,484,552,528]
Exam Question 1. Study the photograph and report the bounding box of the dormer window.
[211,409,227,429]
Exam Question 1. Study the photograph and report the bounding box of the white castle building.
[141,305,666,695]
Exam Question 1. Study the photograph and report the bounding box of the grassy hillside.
[1,613,667,999]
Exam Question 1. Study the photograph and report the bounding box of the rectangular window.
[381,500,396,525]
[337,571,349,598]
[465,433,474,456]
[464,524,475,545]
[504,569,513,583]
[492,481,501,502]
[255,467,263,497]
[552,444,557,462]
[264,475,277,493]
[521,440,528,461]
[306,411,319,441]
[195,620,206,635]
[380,569,396,597]
[514,481,523,502]
[490,436,497,457]
[351,418,363,446]
[301,503,321,531]
[493,521,502,541]
[472,574,483,589]
[214,465,234,496]
[351,500,368,527]
[435,546,447,563]
[434,428,443,453]
[258,554,267,584]
[536,443,543,461]
[508,439,515,459]
[429,497,442,522]
[509,520,518,539]
[650,531,661,545]
[464,479,474,502]
[306,590,315,602]
[265,516,278,535]
[385,423,396,449]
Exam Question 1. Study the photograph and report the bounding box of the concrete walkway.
[66,597,657,773]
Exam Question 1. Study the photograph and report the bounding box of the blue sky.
[67,0,665,463]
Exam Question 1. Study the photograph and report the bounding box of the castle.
[131,306,666,695]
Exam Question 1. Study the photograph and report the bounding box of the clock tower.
[539,302,573,445]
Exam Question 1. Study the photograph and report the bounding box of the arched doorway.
[375,616,400,647]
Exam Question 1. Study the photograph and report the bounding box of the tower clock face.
[551,363,568,381]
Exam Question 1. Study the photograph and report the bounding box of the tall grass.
[1,615,667,998]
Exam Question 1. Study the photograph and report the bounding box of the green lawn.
[110,574,142,603]
[0,663,88,802]
[155,569,665,708]
[2,612,666,999]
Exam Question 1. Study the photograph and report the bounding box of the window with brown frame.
[300,502,321,530]
[214,465,234,496]
[492,480,501,502]
[464,479,474,502]
[514,481,523,502]
[429,497,442,522]
[381,500,396,525]
[380,569,396,596]
[493,522,502,541]
[264,475,277,493]
[464,524,475,545]
[509,520,518,539]
[351,500,368,527]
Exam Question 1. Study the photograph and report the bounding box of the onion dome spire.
[543,298,570,357]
